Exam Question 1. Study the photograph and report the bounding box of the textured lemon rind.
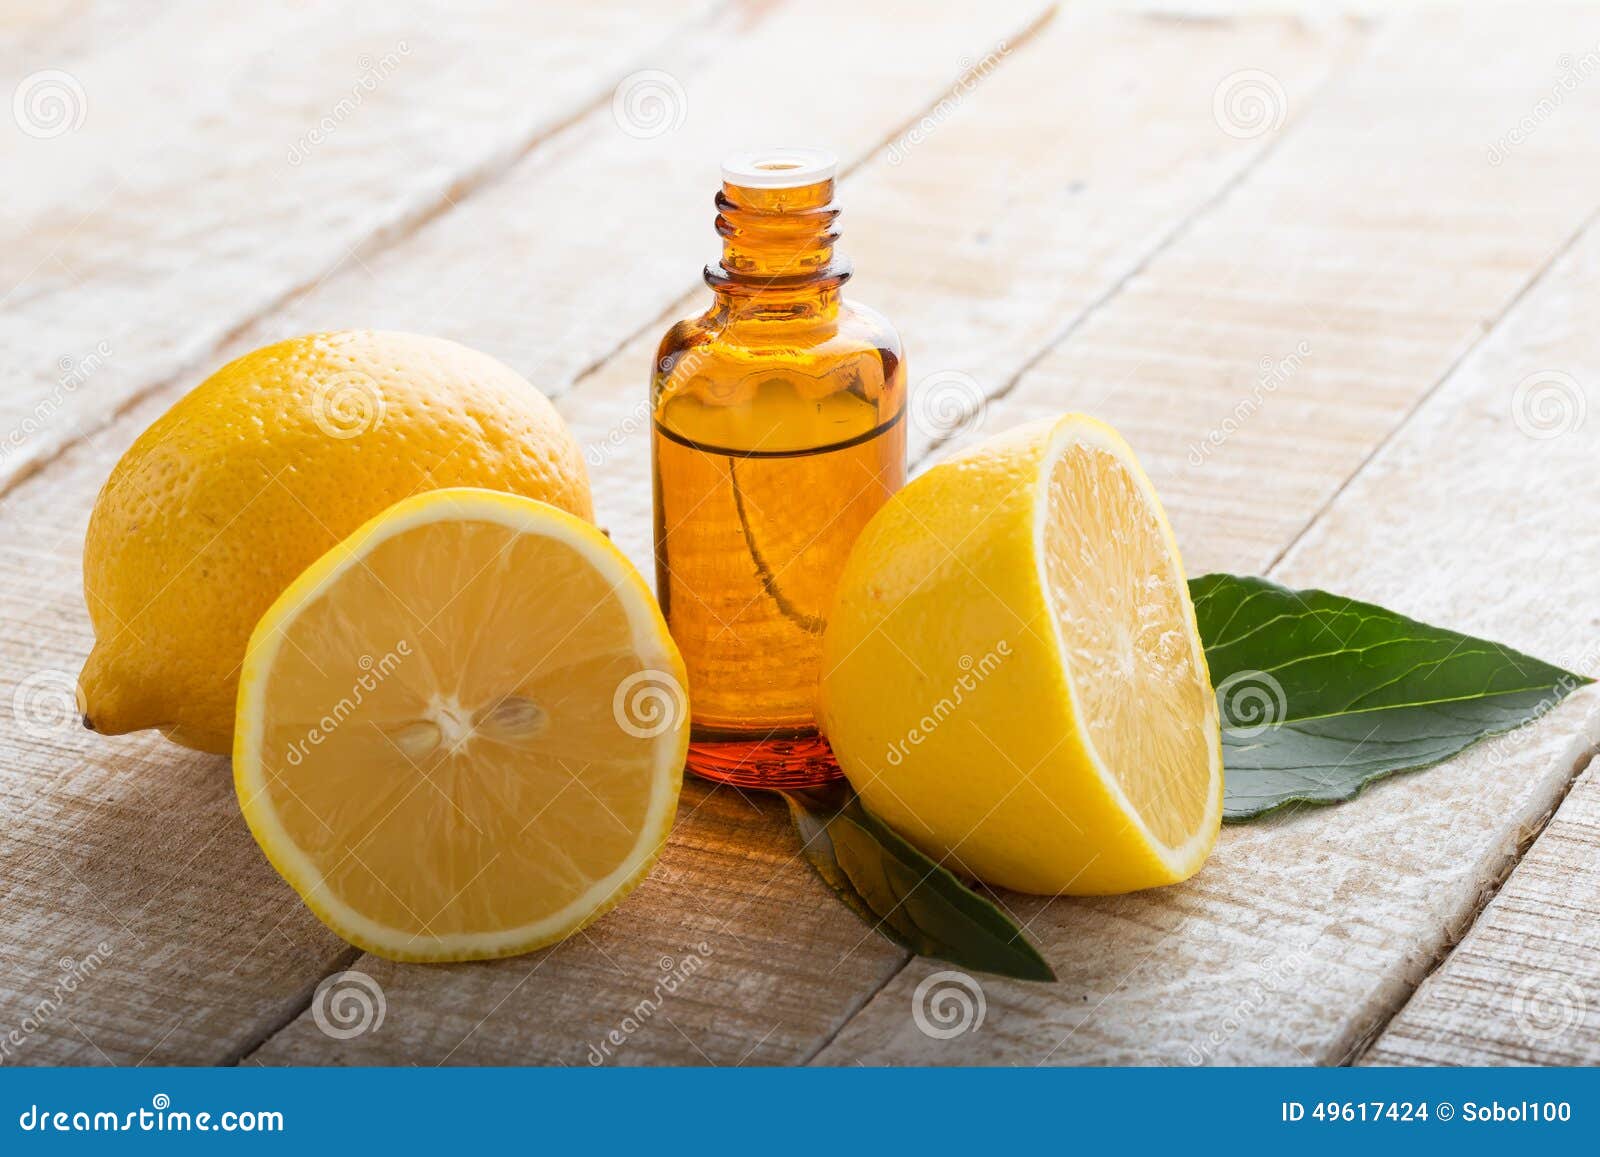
[81,331,594,753]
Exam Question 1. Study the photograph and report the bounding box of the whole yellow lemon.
[79,331,593,753]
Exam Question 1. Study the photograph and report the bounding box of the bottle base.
[685,730,844,790]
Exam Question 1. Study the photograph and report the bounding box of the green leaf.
[783,782,1055,982]
[1191,573,1591,821]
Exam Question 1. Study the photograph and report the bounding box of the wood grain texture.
[0,0,1057,1066]
[201,0,1059,414]
[248,782,901,1066]
[0,0,719,491]
[245,7,1367,1065]
[852,4,1369,466]
[1350,220,1600,1065]
[942,5,1600,576]
[573,4,1362,595]
[817,7,1600,1064]
[0,434,353,1066]
[1362,759,1600,1066]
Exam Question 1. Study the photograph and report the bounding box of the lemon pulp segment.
[1041,430,1217,858]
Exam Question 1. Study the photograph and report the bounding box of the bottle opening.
[722,147,838,189]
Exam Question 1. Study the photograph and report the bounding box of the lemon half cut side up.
[233,488,687,962]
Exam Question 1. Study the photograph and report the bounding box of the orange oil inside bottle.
[651,148,906,788]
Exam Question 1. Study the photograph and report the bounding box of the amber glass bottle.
[651,148,906,789]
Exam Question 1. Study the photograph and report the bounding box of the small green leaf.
[783,783,1055,981]
[1192,574,1591,821]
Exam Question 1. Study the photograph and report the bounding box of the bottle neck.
[705,176,851,312]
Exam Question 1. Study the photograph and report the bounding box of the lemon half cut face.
[234,488,687,962]
[1037,418,1220,874]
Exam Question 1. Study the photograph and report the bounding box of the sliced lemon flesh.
[1039,421,1219,868]
[234,488,687,961]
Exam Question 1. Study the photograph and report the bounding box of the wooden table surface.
[4,1,1599,1067]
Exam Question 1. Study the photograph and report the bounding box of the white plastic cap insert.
[721,147,838,189]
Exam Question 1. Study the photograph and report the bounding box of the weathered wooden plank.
[941,8,1600,576]
[0,0,1058,1066]
[0,0,718,490]
[1362,758,1600,1066]
[186,1,1061,411]
[0,0,125,62]
[251,783,891,1068]
[250,9,1365,1063]
[1348,219,1600,1065]
[815,6,1600,1064]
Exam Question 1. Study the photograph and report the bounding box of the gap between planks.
[0,0,738,503]
[227,946,363,1068]
[1347,737,1600,1064]
[1265,195,1600,579]
[1272,197,1600,1064]
[910,15,1367,474]
[1239,176,1600,1066]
